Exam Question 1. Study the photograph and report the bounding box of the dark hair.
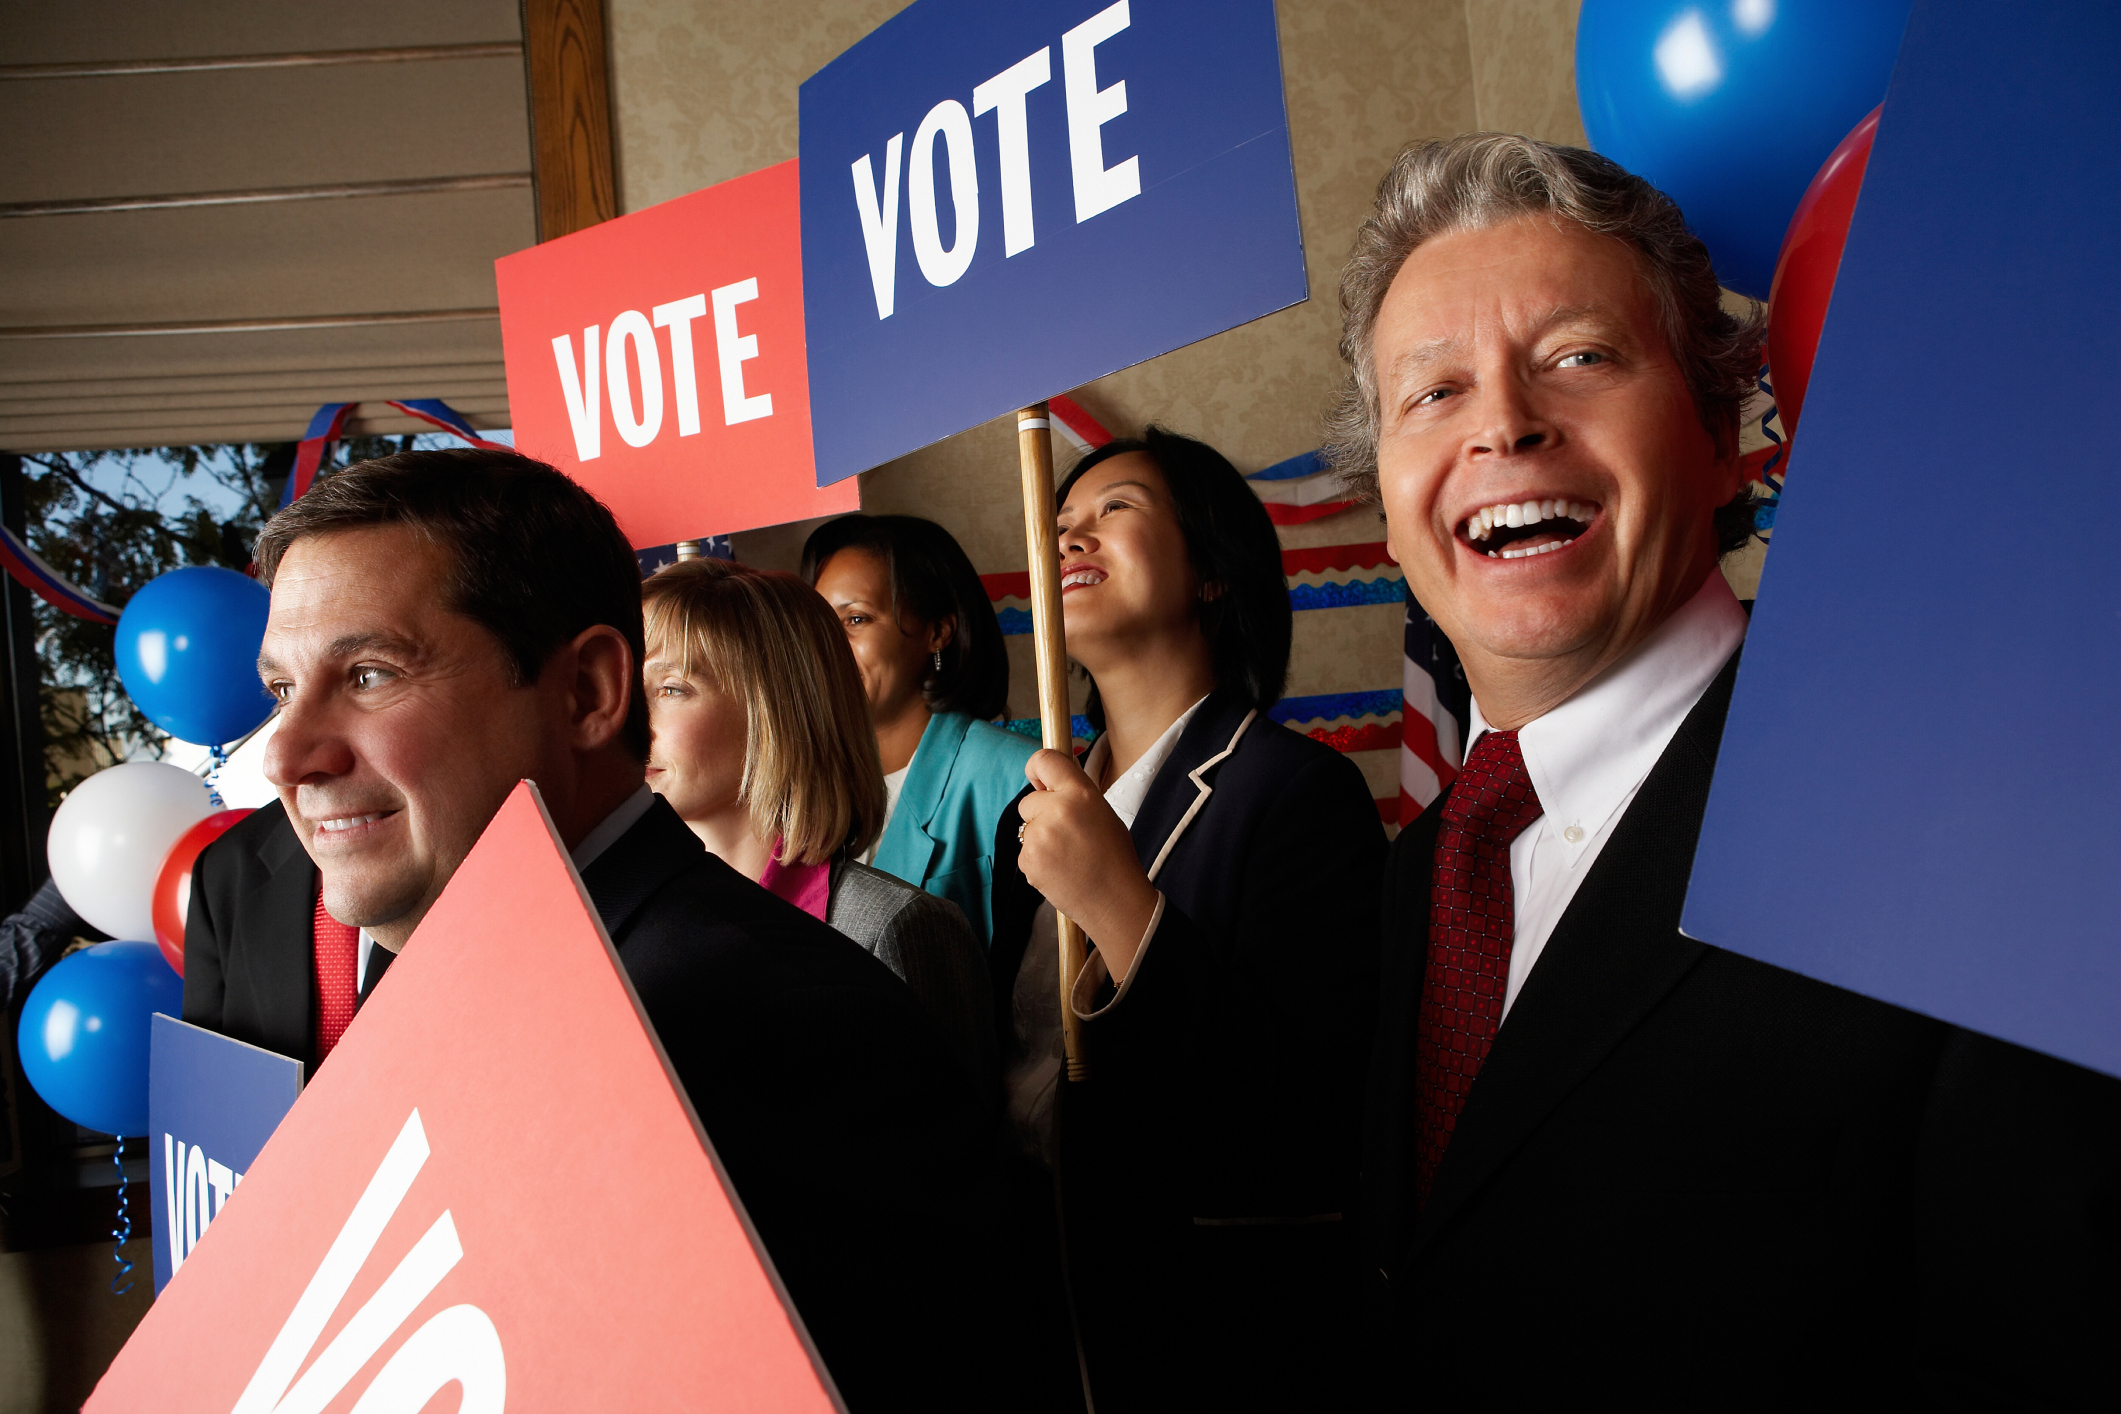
[253,447,651,757]
[1058,426,1289,719]
[800,514,1011,722]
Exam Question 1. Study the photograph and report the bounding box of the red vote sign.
[91,783,840,1413]
[496,160,857,545]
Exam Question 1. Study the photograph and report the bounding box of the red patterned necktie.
[313,887,359,1061]
[1415,728,1544,1206]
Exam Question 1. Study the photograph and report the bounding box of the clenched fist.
[1017,748,1162,984]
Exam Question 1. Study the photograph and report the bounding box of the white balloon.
[48,761,212,941]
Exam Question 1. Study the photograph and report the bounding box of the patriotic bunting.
[0,523,120,626]
[1245,449,1360,526]
[1047,395,1113,456]
[282,399,511,509]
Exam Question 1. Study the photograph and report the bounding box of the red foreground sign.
[92,783,840,1413]
[496,160,857,545]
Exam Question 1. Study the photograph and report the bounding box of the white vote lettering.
[347,1305,506,1414]
[604,310,664,448]
[184,1141,209,1259]
[163,1136,186,1277]
[164,1136,245,1274]
[850,7,1147,322]
[973,47,1052,257]
[711,279,774,425]
[272,1213,465,1414]
[652,294,709,437]
[552,326,603,460]
[910,99,980,287]
[232,1110,505,1414]
[1063,0,1141,224]
[554,289,774,449]
[852,134,904,319]
[207,1157,236,1218]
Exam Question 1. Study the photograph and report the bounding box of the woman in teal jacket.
[805,514,1036,949]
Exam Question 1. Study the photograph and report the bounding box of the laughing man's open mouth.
[1461,498,1598,560]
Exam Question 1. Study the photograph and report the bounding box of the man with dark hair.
[185,448,1001,1409]
[1341,134,2117,1402]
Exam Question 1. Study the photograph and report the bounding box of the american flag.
[1399,588,1467,822]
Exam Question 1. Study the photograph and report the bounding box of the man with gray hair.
[1340,133,2115,1402]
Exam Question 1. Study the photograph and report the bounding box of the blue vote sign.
[798,0,1305,485]
[147,1014,302,1295]
[1682,0,2121,1077]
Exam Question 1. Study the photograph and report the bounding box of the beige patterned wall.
[1464,0,1587,145]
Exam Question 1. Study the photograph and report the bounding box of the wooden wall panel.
[522,0,616,239]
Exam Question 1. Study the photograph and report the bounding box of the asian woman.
[993,427,1387,1411]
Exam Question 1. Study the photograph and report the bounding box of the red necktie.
[313,887,359,1061]
[1415,728,1544,1206]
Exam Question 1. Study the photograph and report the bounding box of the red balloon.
[1767,105,1881,440]
[150,808,253,976]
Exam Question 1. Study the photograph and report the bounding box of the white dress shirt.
[358,783,657,992]
[1090,695,1210,831]
[1462,571,1747,1021]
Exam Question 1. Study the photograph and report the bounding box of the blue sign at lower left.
[147,1013,303,1295]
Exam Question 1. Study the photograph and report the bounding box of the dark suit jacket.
[994,690,1387,1412]
[1364,651,2121,1406]
[184,800,321,1068]
[190,795,1004,1410]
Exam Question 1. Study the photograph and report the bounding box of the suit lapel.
[577,795,708,940]
[875,711,963,886]
[1127,691,1255,881]
[1402,651,1742,1266]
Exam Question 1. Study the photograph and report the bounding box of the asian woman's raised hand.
[1016,748,1162,982]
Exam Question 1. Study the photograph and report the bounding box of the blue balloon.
[17,941,183,1136]
[1576,0,1912,299]
[114,565,273,746]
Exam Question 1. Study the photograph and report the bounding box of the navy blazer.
[993,689,1387,1412]
[192,795,1005,1410]
[1363,651,2121,1405]
[184,800,321,1068]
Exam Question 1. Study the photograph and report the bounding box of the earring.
[933,651,943,673]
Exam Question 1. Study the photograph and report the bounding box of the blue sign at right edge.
[1682,0,2121,1077]
[798,0,1305,485]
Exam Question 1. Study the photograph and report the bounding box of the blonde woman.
[641,558,993,1086]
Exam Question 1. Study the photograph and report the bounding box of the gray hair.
[1324,132,1765,507]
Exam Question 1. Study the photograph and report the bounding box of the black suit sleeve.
[0,878,104,1011]
[1916,1031,2121,1406]
[181,824,231,1035]
[878,890,998,1097]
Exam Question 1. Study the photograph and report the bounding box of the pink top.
[757,840,831,922]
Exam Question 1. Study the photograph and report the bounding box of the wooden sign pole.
[1015,402,1089,1081]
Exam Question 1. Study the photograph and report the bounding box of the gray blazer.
[828,856,996,1092]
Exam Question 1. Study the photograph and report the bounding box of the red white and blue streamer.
[1245,449,1360,526]
[282,398,511,509]
[0,522,120,626]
